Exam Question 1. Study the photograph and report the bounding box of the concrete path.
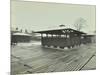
[11,42,96,74]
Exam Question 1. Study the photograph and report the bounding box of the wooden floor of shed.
[11,42,96,75]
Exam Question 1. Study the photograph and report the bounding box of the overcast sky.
[11,0,96,33]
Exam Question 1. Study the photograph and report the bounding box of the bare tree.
[20,29,22,33]
[74,17,87,31]
[16,27,18,31]
[25,29,28,33]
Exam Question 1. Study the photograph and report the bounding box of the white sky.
[11,0,96,33]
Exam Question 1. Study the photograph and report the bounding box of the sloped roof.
[35,28,86,35]
[13,33,32,36]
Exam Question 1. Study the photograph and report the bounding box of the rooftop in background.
[13,33,32,36]
[35,28,86,35]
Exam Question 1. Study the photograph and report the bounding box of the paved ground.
[11,41,96,75]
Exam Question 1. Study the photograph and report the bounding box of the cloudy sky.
[11,0,96,33]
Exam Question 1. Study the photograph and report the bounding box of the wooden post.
[41,33,43,46]
[46,34,48,38]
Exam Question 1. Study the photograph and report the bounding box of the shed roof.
[13,33,32,36]
[35,28,86,35]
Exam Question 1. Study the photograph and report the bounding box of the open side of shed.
[35,28,87,49]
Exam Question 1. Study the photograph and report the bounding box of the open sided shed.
[83,34,96,43]
[35,28,86,49]
[11,33,32,44]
